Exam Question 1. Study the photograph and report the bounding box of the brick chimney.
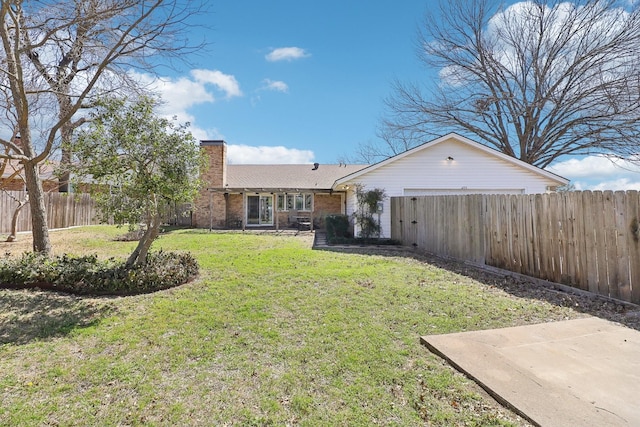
[193,140,228,228]
[13,135,23,153]
[200,140,227,187]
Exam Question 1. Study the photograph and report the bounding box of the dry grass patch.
[0,226,135,258]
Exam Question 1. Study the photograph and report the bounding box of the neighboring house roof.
[1,159,57,181]
[222,164,368,191]
[333,133,569,187]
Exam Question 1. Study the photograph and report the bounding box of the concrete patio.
[422,317,640,426]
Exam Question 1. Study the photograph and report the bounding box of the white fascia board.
[333,133,569,189]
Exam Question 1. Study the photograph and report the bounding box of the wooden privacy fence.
[0,191,99,234]
[391,191,640,305]
[1,191,194,234]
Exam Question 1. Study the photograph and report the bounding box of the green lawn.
[0,226,580,426]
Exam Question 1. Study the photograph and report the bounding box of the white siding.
[404,188,524,196]
[343,137,561,238]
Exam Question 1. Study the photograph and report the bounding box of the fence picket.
[390,191,640,305]
[627,191,640,304]
[615,191,631,301]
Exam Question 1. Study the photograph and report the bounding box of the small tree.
[352,184,386,240]
[73,96,204,266]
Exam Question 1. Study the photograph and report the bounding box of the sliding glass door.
[246,195,273,225]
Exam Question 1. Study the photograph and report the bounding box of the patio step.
[313,231,328,248]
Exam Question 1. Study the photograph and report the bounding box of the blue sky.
[142,0,640,191]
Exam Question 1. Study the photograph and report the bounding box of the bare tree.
[1,160,28,242]
[0,0,207,255]
[376,0,640,168]
[1,150,23,242]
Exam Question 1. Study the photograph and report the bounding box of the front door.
[247,195,273,225]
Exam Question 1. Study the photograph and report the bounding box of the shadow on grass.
[0,289,115,345]
[317,245,640,331]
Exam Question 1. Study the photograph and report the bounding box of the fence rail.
[1,191,194,235]
[0,190,99,234]
[391,191,640,305]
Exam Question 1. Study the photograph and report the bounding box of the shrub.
[325,214,351,240]
[0,251,199,296]
[352,185,386,239]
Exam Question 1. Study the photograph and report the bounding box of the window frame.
[277,192,313,212]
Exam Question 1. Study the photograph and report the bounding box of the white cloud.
[127,69,241,135]
[190,69,242,98]
[129,69,241,111]
[251,79,289,106]
[547,155,640,178]
[589,178,640,191]
[261,79,289,93]
[228,145,314,164]
[548,155,640,190]
[265,47,310,62]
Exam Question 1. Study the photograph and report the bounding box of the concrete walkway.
[422,317,640,426]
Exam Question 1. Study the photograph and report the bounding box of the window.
[277,193,312,211]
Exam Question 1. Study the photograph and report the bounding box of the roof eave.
[333,132,569,187]
[205,187,341,193]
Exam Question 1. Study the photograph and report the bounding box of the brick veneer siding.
[312,193,343,228]
[192,139,347,230]
[226,194,244,227]
[222,193,343,229]
[274,192,344,229]
[193,141,227,228]
[221,192,344,229]
[1,179,26,191]
[1,179,59,192]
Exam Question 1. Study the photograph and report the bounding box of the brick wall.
[0,178,25,191]
[1,179,59,192]
[314,193,343,217]
[192,142,348,230]
[226,194,243,227]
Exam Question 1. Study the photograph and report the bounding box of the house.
[335,133,569,237]
[194,134,569,235]
[0,159,59,192]
[193,140,367,230]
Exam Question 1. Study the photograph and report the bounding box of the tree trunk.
[57,100,74,193]
[23,161,52,255]
[58,149,71,193]
[6,196,28,242]
[126,215,161,267]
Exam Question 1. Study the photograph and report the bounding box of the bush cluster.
[325,214,351,242]
[0,251,199,296]
[324,214,399,245]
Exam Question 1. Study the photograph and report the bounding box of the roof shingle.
[221,164,367,190]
